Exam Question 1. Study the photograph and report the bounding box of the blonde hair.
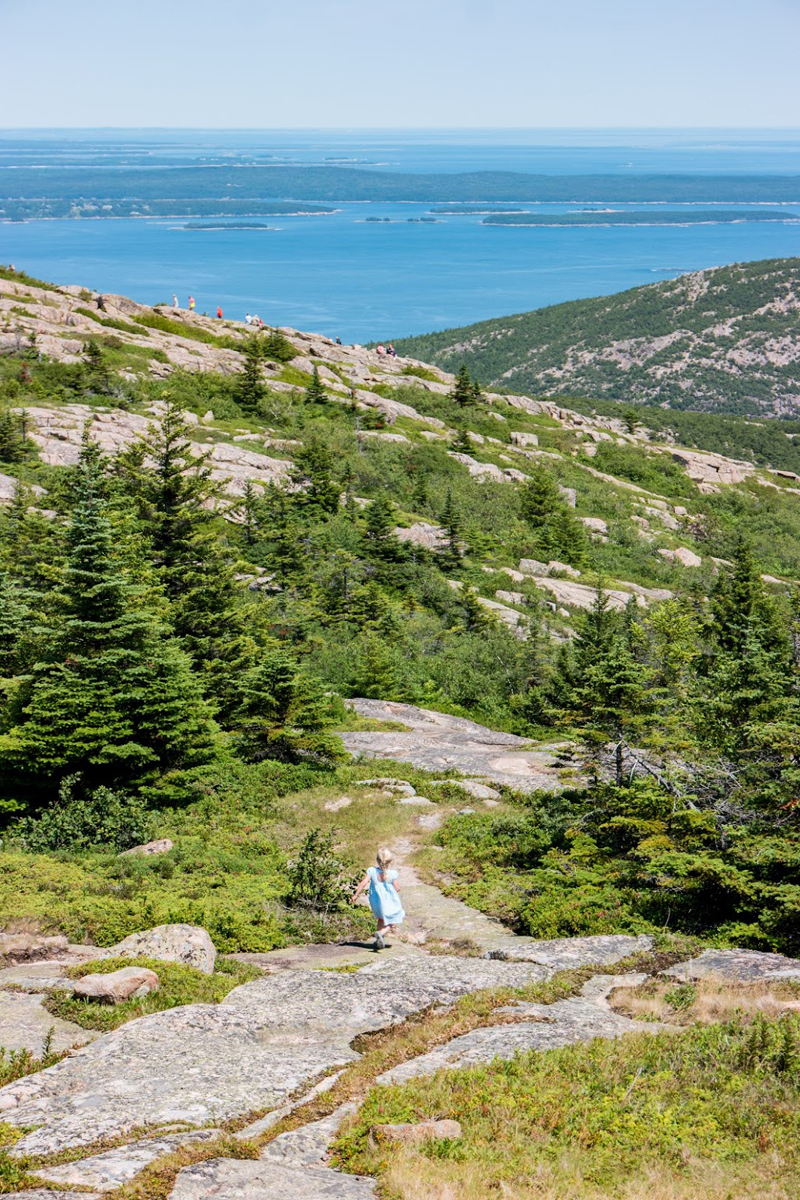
[376,847,394,879]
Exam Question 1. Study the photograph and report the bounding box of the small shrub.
[286,828,359,913]
[12,780,151,853]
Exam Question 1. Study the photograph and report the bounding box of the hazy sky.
[4,0,800,129]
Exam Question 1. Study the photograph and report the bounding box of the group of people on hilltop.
[245,312,265,328]
[376,342,397,357]
[171,293,225,319]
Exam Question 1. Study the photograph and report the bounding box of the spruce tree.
[291,438,340,517]
[0,441,215,807]
[305,364,327,405]
[439,489,463,570]
[116,395,252,712]
[233,644,343,766]
[361,497,401,562]
[0,409,24,463]
[451,364,474,407]
[452,426,472,453]
[236,337,265,413]
[520,468,562,530]
[262,327,296,363]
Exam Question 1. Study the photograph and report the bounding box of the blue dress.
[367,867,405,925]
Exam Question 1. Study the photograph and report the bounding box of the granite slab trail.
[339,698,575,791]
[0,957,552,1157]
[379,973,659,1084]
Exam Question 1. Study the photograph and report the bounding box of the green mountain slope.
[1,268,800,961]
[393,257,800,418]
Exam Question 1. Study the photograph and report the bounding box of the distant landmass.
[483,210,799,227]
[393,257,800,418]
[4,165,800,219]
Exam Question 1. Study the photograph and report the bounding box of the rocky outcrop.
[0,933,69,963]
[664,948,800,983]
[118,838,174,858]
[108,924,216,974]
[72,967,159,1004]
[0,991,96,1057]
[339,699,571,791]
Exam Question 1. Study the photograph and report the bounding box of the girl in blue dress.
[352,847,405,950]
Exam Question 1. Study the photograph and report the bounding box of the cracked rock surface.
[339,699,574,791]
[0,957,547,1157]
[664,948,800,982]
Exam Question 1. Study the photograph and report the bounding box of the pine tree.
[236,337,266,414]
[451,364,474,407]
[291,438,340,517]
[115,395,252,712]
[233,645,343,765]
[353,633,398,699]
[238,478,261,547]
[439,489,463,570]
[361,497,401,562]
[0,409,24,463]
[305,364,327,405]
[0,440,216,807]
[262,327,296,363]
[452,426,472,453]
[520,468,562,529]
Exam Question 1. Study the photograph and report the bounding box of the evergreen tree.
[353,633,398,698]
[116,395,252,710]
[291,438,340,517]
[305,364,327,404]
[236,337,266,414]
[451,364,474,407]
[238,478,260,547]
[0,441,215,806]
[439,489,463,570]
[452,426,472,453]
[233,645,343,766]
[82,340,111,394]
[0,409,24,463]
[261,484,306,586]
[361,497,402,562]
[519,468,562,530]
[262,327,296,363]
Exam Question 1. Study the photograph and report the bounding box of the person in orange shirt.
[216,305,223,319]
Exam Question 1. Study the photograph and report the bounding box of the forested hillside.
[394,257,800,418]
[1,266,799,958]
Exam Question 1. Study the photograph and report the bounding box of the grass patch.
[610,975,800,1027]
[43,956,261,1032]
[0,266,53,290]
[333,714,413,733]
[335,1014,800,1199]
[133,311,239,349]
[74,306,145,336]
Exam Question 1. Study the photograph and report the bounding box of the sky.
[3,0,800,129]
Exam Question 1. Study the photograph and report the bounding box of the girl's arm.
[351,873,370,904]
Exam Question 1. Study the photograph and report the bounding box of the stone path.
[379,973,657,1084]
[339,699,577,792]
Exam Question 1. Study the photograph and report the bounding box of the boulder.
[0,933,69,963]
[658,547,702,568]
[109,924,216,974]
[510,431,538,447]
[73,967,159,1005]
[518,558,549,576]
[118,838,173,858]
[548,560,581,578]
[374,1119,462,1144]
[581,517,608,534]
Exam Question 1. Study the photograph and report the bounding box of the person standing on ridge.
[216,305,223,319]
[352,847,405,951]
[188,295,196,313]
[172,293,179,309]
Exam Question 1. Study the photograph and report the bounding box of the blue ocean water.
[2,130,800,342]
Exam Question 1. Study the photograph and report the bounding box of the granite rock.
[72,967,160,1004]
[109,924,216,974]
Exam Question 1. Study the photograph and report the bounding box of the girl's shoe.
[374,932,385,951]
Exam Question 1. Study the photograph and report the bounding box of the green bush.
[11,780,151,852]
